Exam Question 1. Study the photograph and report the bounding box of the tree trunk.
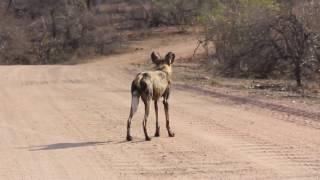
[86,0,91,10]
[50,9,56,38]
[294,60,302,87]
[6,0,15,12]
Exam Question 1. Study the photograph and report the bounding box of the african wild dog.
[126,52,176,141]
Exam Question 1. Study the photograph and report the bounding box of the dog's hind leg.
[126,94,140,141]
[142,96,151,141]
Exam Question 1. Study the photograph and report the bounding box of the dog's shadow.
[26,138,146,151]
[28,141,110,151]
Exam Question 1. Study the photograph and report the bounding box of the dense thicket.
[0,0,151,64]
[1,0,319,86]
[198,0,320,86]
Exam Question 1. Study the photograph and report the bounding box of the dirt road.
[0,34,320,180]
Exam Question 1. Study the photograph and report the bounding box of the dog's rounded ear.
[171,53,175,64]
[151,52,161,65]
[165,52,175,64]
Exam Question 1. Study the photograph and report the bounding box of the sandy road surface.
[1,34,320,180]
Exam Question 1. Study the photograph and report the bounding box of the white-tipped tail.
[131,95,140,115]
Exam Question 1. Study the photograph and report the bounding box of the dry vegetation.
[197,0,320,87]
[130,0,320,100]
[0,0,319,89]
[0,0,153,65]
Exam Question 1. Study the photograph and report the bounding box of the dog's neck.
[155,64,172,78]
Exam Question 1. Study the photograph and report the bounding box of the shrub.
[200,0,320,86]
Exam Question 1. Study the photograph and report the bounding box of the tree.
[199,0,320,86]
[150,0,201,29]
[6,0,15,12]
[270,15,312,87]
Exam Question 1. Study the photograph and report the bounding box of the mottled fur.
[127,52,175,141]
